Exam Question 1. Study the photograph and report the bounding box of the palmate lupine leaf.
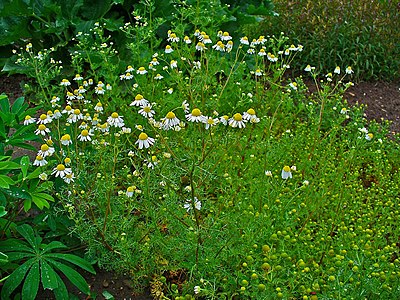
[47,258,91,295]
[45,253,96,274]
[1,257,36,299]
[52,271,69,300]
[22,261,40,300]
[16,224,41,252]
[41,260,59,291]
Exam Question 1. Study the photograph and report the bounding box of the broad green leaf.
[0,239,33,254]
[5,251,35,262]
[0,175,14,188]
[20,155,30,178]
[52,271,69,300]
[0,251,8,264]
[31,194,50,210]
[24,198,32,212]
[41,260,59,290]
[17,224,40,251]
[4,185,32,200]
[22,261,40,300]
[41,241,67,254]
[1,257,36,299]
[48,259,90,294]
[0,94,10,113]
[46,253,96,274]
[11,97,26,114]
[26,167,43,180]
[0,205,6,217]
[0,160,20,170]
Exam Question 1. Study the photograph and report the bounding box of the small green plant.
[0,224,95,300]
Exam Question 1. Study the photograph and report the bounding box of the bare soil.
[0,74,399,299]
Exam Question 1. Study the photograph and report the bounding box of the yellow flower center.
[247,108,255,115]
[65,105,72,111]
[207,118,215,125]
[25,115,32,120]
[223,32,229,36]
[40,144,49,151]
[135,94,144,100]
[166,111,176,119]
[233,113,242,121]
[111,112,119,118]
[283,166,291,172]
[47,111,53,116]
[40,114,47,120]
[61,134,71,141]
[144,106,151,113]
[127,186,135,192]
[138,67,145,72]
[38,124,46,131]
[166,45,171,49]
[191,108,201,117]
[138,132,148,140]
[81,129,89,136]
[64,157,71,164]
[96,102,102,107]
[36,155,43,161]
[74,109,81,115]
[56,164,66,171]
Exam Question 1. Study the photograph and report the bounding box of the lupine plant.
[5,17,400,300]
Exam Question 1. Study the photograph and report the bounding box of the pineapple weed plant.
[3,12,400,300]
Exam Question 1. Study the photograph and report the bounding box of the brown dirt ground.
[0,74,399,299]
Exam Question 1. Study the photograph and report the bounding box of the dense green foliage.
[246,0,400,81]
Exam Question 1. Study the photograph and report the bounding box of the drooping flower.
[281,166,292,179]
[78,129,94,142]
[135,132,155,149]
[35,124,50,136]
[161,111,180,130]
[130,94,149,107]
[52,164,72,178]
[33,155,48,167]
[24,115,36,125]
[186,108,207,123]
[229,113,246,128]
[107,112,125,127]
[243,108,260,123]
[61,134,73,146]
[38,144,55,157]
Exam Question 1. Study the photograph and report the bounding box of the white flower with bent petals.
[52,164,72,178]
[161,111,180,130]
[186,108,206,123]
[136,132,155,149]
[281,166,292,179]
[107,112,124,127]
[130,94,149,107]
[229,113,246,128]
[184,197,202,212]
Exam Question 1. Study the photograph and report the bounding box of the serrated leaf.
[22,261,40,300]
[17,224,40,251]
[41,260,59,290]
[1,257,35,299]
[48,259,90,294]
[46,253,96,274]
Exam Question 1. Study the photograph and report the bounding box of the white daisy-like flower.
[107,112,125,127]
[37,144,55,157]
[66,92,75,101]
[195,42,207,51]
[346,66,354,74]
[135,132,155,149]
[255,69,263,76]
[144,155,158,169]
[24,115,36,125]
[170,60,178,69]
[138,104,155,118]
[193,61,201,69]
[289,82,298,90]
[243,108,260,123]
[67,109,84,123]
[137,67,147,74]
[126,186,135,197]
[267,53,278,62]
[62,106,73,115]
[60,79,71,86]
[247,48,255,55]
[95,86,105,94]
[240,36,249,45]
[181,100,190,113]
[167,32,179,43]
[334,66,341,74]
[183,36,192,44]
[126,65,134,72]
[226,41,233,52]
[165,45,173,53]
[265,170,272,177]
[202,35,212,44]
[97,81,105,87]
[281,166,292,179]
[220,31,232,41]
[167,88,173,94]
[125,72,134,80]
[78,129,94,142]
[52,164,72,178]
[63,172,75,184]
[36,113,52,125]
[205,117,219,129]
[35,124,50,136]
[186,108,207,123]
[212,41,225,52]
[130,94,149,107]
[304,65,314,72]
[184,197,202,212]
[94,102,103,112]
[53,110,62,119]
[359,127,369,134]
[258,48,267,56]
[365,133,373,141]
[220,115,229,125]
[33,155,48,167]
[161,111,180,130]
[228,113,246,128]
[194,286,201,294]
[61,134,73,146]
[340,108,348,115]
